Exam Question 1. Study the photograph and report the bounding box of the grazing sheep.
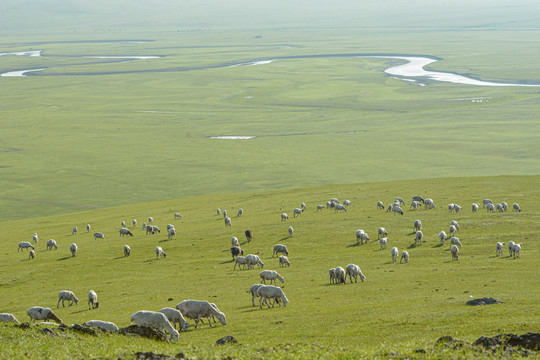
[454,204,462,213]
[329,268,336,284]
[300,202,307,209]
[72,226,78,235]
[18,241,34,252]
[391,247,399,263]
[148,217,154,223]
[355,229,364,242]
[88,290,99,309]
[439,231,447,245]
[132,219,137,227]
[70,243,77,257]
[231,246,244,259]
[508,241,515,256]
[450,237,462,248]
[414,231,423,246]
[156,246,166,259]
[410,200,420,211]
[224,216,232,226]
[513,203,522,212]
[392,205,403,215]
[119,228,133,237]
[57,290,79,308]
[377,227,387,239]
[334,266,346,284]
[272,244,289,257]
[448,203,455,212]
[386,204,393,212]
[245,254,264,269]
[317,205,325,211]
[26,307,62,324]
[450,220,460,231]
[84,320,118,332]
[94,232,105,240]
[257,285,289,309]
[46,239,58,250]
[222,210,228,218]
[335,204,348,213]
[496,203,504,212]
[86,224,91,232]
[424,198,436,209]
[167,228,176,240]
[249,284,264,306]
[245,229,253,243]
[496,242,505,256]
[451,245,459,260]
[29,250,35,259]
[343,200,351,207]
[281,213,289,221]
[142,222,147,230]
[231,236,240,247]
[260,270,285,284]
[400,250,409,264]
[330,198,339,203]
[124,245,131,257]
[486,203,496,213]
[174,213,182,220]
[159,308,190,331]
[278,255,291,267]
[146,225,160,235]
[176,300,226,329]
[377,201,385,210]
[0,313,20,324]
[288,226,294,237]
[511,243,522,259]
[293,208,303,218]
[412,196,424,203]
[217,208,221,215]
[395,197,405,205]
[234,256,247,270]
[357,231,370,245]
[482,199,493,208]
[501,202,508,212]
[379,237,388,250]
[237,208,243,217]
[32,233,38,243]
[167,224,175,230]
[130,310,179,341]
[326,201,332,209]
[346,264,366,283]
[472,203,479,212]
[413,220,422,232]
[449,225,458,237]
[121,221,126,227]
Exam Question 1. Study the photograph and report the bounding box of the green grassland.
[0,176,538,359]
[1,28,540,220]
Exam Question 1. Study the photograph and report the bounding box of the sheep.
[410,200,420,211]
[317,205,325,211]
[386,204,393,212]
[119,228,133,237]
[156,246,166,259]
[174,213,182,220]
[231,246,244,259]
[222,210,228,218]
[472,203,479,212]
[256,285,289,309]
[355,229,365,243]
[335,204,348,213]
[496,242,505,256]
[345,264,366,283]
[400,250,409,264]
[449,225,458,237]
[176,300,226,329]
[142,222,147,230]
[450,237,462,248]
[272,244,289,257]
[395,197,405,205]
[46,239,58,250]
[377,201,385,210]
[159,308,190,331]
[86,224,91,232]
[217,208,221,215]
[70,243,77,257]
[512,243,522,259]
[231,236,240,247]
[424,198,436,209]
[249,284,264,306]
[32,233,38,243]
[130,310,179,341]
[94,232,105,240]
[501,202,508,212]
[29,250,35,259]
[379,237,388,250]
[334,266,346,284]
[281,213,289,221]
[293,208,303,218]
[454,204,462,213]
[413,219,422,232]
[132,219,137,227]
[279,255,291,267]
[121,221,126,227]
[343,200,351,207]
[83,320,118,332]
[245,254,264,269]
[237,208,243,217]
[377,227,387,239]
[18,241,34,252]
[288,226,294,237]
[57,290,79,308]
[482,199,493,208]
[0,313,20,324]
[72,226,78,235]
[451,245,459,260]
[439,231,447,245]
[234,256,247,270]
[357,231,370,245]
[148,217,154,223]
[448,203,455,212]
[326,201,332,209]
[412,196,424,203]
[392,205,403,215]
[224,216,232,226]
[508,241,515,256]
[146,225,160,235]
[260,270,285,284]
[26,306,62,324]
[486,203,496,213]
[513,203,522,212]
[450,220,460,231]
[496,203,504,212]
[301,202,307,209]
[330,197,339,203]
[167,227,176,240]
[329,268,336,284]
[391,247,399,263]
[88,290,99,309]
[245,229,253,243]
[414,231,423,246]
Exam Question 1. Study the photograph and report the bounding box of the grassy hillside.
[1,176,538,358]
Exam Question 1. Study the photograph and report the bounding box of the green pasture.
[1,28,540,220]
[0,176,538,358]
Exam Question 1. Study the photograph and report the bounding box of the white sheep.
[424,198,436,209]
[508,241,515,256]
[345,264,366,283]
[486,203,496,213]
[26,306,62,324]
[448,203,455,212]
[159,307,190,331]
[29,250,35,259]
[377,227,387,239]
[391,247,399,263]
[482,199,493,208]
[70,243,77,257]
[142,222,147,230]
[279,255,291,267]
[222,210,228,218]
[237,208,243,217]
[326,201,332,209]
[84,320,118,332]
[386,204,393,212]
[377,201,385,210]
[156,246,166,259]
[379,237,388,250]
[245,254,264,269]
[293,208,303,218]
[32,233,38,243]
[288,226,294,237]
[410,200,420,211]
[281,213,289,221]
[231,236,240,247]
[513,203,522,212]
[511,243,522,259]
[450,237,462,248]
[132,219,137,227]
[496,203,504,212]
[72,226,78,235]
[330,197,339,204]
[501,202,508,212]
[130,310,179,341]
[174,213,182,220]
[121,221,126,227]
[256,285,289,308]
[451,220,460,231]
[301,202,307,209]
[119,228,133,237]
[94,232,105,240]
[400,250,409,264]
[124,244,131,257]
[148,217,154,223]
[392,205,403,215]
[454,204,462,213]
[451,244,459,260]
[414,231,423,246]
[439,231,447,246]
[168,227,176,240]
[329,268,336,284]
[18,241,35,252]
[224,216,232,226]
[86,224,91,232]
[46,239,58,250]
[57,290,79,308]
[413,219,422,232]
[0,313,20,324]
[216,208,221,215]
[317,205,324,211]
[357,231,370,245]
[355,229,364,243]
[395,197,405,205]
[272,244,289,257]
[176,300,226,329]
[249,284,264,306]
[334,266,346,284]
[472,203,479,212]
[343,200,351,207]
[260,270,284,285]
[234,256,247,270]
[449,225,458,237]
[335,204,348,213]
[496,242,505,256]
[88,290,99,309]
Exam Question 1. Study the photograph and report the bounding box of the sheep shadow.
[113,256,126,260]
[346,242,361,248]
[432,244,444,248]
[57,256,72,261]
[219,259,234,265]
[70,309,90,314]
[158,239,170,243]
[407,243,419,249]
